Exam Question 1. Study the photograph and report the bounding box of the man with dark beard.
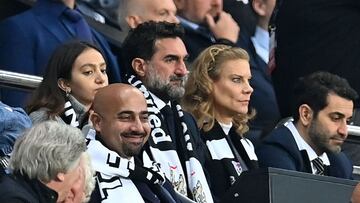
[86,84,180,203]
[256,71,358,179]
[121,21,214,202]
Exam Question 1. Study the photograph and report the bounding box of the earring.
[66,89,71,97]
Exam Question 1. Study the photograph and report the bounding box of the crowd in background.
[0,0,360,202]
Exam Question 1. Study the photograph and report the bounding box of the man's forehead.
[322,94,354,117]
[154,37,188,55]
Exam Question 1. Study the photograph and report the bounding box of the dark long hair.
[26,41,104,118]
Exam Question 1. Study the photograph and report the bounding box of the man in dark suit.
[242,0,279,142]
[256,71,358,179]
[0,0,121,107]
[173,0,240,63]
[121,21,214,202]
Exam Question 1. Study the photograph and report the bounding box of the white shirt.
[251,26,270,64]
[285,122,330,174]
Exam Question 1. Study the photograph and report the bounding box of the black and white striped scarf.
[86,131,166,202]
[203,122,258,186]
[127,74,213,203]
[59,95,88,128]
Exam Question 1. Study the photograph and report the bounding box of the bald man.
[87,84,180,203]
[117,0,179,33]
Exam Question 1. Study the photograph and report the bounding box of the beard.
[308,119,342,154]
[143,65,187,100]
[122,142,144,157]
[121,131,147,157]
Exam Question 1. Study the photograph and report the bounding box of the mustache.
[331,136,345,141]
[169,75,187,82]
[121,131,147,137]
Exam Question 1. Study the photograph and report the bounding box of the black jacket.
[0,173,58,203]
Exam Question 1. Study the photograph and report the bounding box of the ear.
[132,58,147,77]
[252,0,267,16]
[126,15,142,29]
[56,172,66,182]
[90,112,102,132]
[58,78,71,93]
[298,104,313,127]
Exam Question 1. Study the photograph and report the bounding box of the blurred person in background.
[0,101,32,175]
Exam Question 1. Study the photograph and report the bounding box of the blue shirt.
[0,102,32,156]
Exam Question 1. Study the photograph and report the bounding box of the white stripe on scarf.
[127,74,214,203]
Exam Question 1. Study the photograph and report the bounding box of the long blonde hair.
[182,44,255,135]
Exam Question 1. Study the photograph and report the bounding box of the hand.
[205,11,240,43]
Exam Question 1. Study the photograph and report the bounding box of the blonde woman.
[183,44,258,201]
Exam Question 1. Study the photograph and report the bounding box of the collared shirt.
[285,122,330,174]
[177,16,200,31]
[251,26,270,63]
[178,16,216,42]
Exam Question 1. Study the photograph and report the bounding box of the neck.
[62,0,75,9]
[214,112,232,125]
[257,18,269,31]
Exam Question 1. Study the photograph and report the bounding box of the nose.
[175,61,188,76]
[130,117,146,132]
[338,121,348,139]
[211,0,222,8]
[243,81,253,95]
[169,14,180,24]
[95,70,108,85]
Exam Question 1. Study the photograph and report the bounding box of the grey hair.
[10,121,87,183]
[82,152,95,203]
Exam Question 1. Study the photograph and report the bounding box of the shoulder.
[262,125,294,144]
[0,175,35,202]
[29,108,62,125]
[182,111,201,140]
[0,9,39,47]
[182,111,197,125]
[327,152,353,179]
[0,9,36,30]
[0,103,31,124]
[256,126,300,169]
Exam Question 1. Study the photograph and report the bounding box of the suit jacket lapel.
[300,150,313,173]
[33,0,72,42]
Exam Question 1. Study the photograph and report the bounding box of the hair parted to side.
[10,121,87,183]
[26,41,105,118]
[182,44,255,135]
[292,71,359,121]
[121,21,185,77]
